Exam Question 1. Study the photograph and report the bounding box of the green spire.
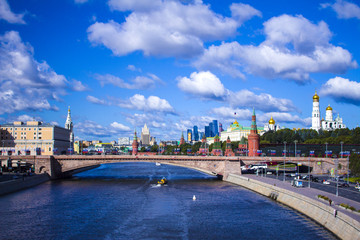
[252,107,255,116]
[134,129,138,140]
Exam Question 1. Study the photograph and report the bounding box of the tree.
[349,153,360,177]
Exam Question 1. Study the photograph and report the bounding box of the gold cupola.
[269,116,275,125]
[313,91,319,102]
[326,104,332,111]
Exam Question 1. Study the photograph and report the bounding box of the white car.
[322,180,330,185]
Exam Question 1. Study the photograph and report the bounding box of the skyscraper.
[193,126,199,141]
[141,124,150,145]
[205,126,210,137]
[212,120,219,137]
[187,129,192,142]
[209,122,214,137]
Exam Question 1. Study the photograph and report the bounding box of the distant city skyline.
[0,0,360,142]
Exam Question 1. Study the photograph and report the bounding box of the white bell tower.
[311,91,321,131]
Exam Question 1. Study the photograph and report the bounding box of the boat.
[155,162,161,166]
[157,177,168,185]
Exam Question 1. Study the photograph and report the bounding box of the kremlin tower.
[248,108,260,157]
[132,129,139,156]
[179,132,185,146]
[225,136,235,156]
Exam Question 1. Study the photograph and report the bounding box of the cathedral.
[311,91,346,131]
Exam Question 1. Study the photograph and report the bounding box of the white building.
[141,124,150,145]
[311,91,346,131]
[118,137,130,145]
[220,120,264,142]
[264,116,281,132]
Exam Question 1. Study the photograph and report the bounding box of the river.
[0,162,337,240]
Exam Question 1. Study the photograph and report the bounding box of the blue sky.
[0,0,359,142]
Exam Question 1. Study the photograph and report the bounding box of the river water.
[0,162,337,240]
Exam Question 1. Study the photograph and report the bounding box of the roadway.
[243,172,360,203]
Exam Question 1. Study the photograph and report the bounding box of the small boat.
[156,162,161,166]
[157,177,168,185]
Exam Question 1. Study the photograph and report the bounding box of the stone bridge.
[0,155,348,180]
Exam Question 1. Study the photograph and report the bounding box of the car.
[322,180,331,185]
[302,175,314,180]
[311,177,319,182]
[337,182,349,187]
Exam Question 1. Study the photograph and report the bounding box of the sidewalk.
[246,174,360,222]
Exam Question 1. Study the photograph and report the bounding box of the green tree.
[349,153,360,176]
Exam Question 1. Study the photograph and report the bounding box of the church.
[311,91,346,131]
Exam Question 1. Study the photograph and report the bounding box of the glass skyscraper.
[193,126,199,141]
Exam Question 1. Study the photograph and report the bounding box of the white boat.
[156,162,161,166]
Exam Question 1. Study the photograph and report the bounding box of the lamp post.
[335,158,339,196]
[294,140,298,157]
[325,142,328,158]
[340,141,344,159]
[308,157,310,188]
[347,156,350,185]
[283,141,287,182]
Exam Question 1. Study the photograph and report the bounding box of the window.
[39,137,42,140]
[15,128,17,130]
[34,137,36,139]
[49,147,51,151]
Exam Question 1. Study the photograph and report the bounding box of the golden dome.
[326,104,332,111]
[269,116,275,125]
[234,120,239,125]
[313,91,319,102]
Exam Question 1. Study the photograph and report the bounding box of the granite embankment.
[226,174,360,240]
[0,174,50,196]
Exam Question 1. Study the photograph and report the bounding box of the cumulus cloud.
[177,71,296,112]
[177,71,227,100]
[0,0,25,24]
[320,76,360,105]
[117,94,175,113]
[211,107,251,120]
[71,79,89,91]
[194,14,357,82]
[94,73,160,89]
[86,95,107,105]
[88,0,261,58]
[127,64,142,72]
[321,0,360,19]
[0,31,87,115]
[125,113,167,128]
[75,120,131,139]
[110,122,131,131]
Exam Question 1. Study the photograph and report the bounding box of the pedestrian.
[333,209,337,217]
[328,199,332,206]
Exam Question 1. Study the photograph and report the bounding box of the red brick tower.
[225,136,234,156]
[211,135,222,156]
[179,132,185,146]
[198,134,208,155]
[132,129,139,156]
[248,108,260,157]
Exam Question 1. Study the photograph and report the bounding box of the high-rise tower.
[248,108,260,157]
[311,91,321,131]
[65,106,74,149]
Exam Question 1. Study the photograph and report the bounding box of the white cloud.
[94,73,159,89]
[320,76,360,104]
[227,90,297,112]
[71,79,89,91]
[86,95,107,105]
[194,14,357,82]
[177,71,296,112]
[88,0,261,58]
[321,0,360,20]
[0,31,87,114]
[125,113,167,128]
[16,114,40,122]
[110,122,131,131]
[117,94,175,113]
[177,71,227,99]
[259,112,311,126]
[211,107,251,120]
[127,64,142,72]
[0,0,25,24]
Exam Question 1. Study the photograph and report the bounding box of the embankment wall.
[0,174,50,196]
[225,174,360,240]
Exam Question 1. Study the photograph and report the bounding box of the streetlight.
[325,142,328,158]
[294,140,298,157]
[283,141,287,182]
[335,158,339,196]
[347,156,350,185]
[308,157,310,188]
[340,141,344,159]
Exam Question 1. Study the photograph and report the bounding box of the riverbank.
[225,173,360,240]
[0,174,50,196]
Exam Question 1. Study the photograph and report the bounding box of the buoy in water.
[193,195,196,201]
